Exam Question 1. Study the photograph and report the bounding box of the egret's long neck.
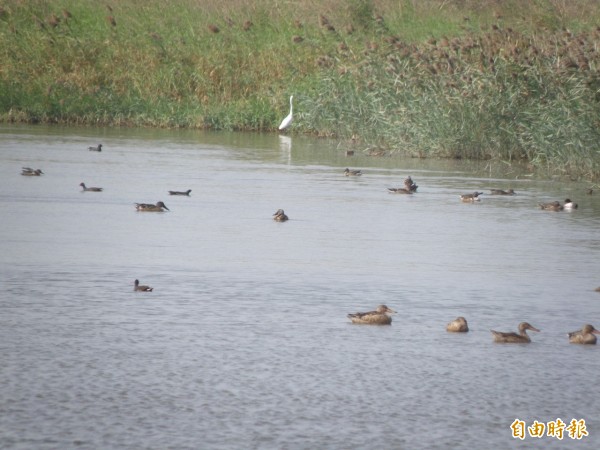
[289,96,293,113]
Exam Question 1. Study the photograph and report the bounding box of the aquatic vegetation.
[1,0,599,179]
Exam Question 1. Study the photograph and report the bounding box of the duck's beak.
[386,308,396,314]
[163,204,170,210]
[592,328,600,335]
[529,326,541,332]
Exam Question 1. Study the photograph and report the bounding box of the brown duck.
[539,201,563,211]
[273,209,289,221]
[344,168,362,176]
[135,201,169,212]
[460,192,483,202]
[490,189,515,195]
[568,324,600,345]
[347,305,396,325]
[446,316,469,332]
[491,322,540,343]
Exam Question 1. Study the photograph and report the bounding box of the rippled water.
[1,125,599,449]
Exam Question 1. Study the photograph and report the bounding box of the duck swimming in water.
[135,201,169,212]
[460,192,483,202]
[344,168,362,176]
[168,189,192,196]
[539,201,563,211]
[88,144,103,152]
[568,324,600,344]
[446,316,469,332]
[347,304,396,325]
[563,199,578,210]
[404,176,418,192]
[388,187,413,194]
[491,322,540,343]
[134,279,153,292]
[490,189,515,195]
[79,182,103,192]
[273,209,288,221]
[21,167,43,176]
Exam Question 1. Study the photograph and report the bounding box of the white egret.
[278,95,293,131]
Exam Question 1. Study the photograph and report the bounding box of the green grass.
[1,0,600,180]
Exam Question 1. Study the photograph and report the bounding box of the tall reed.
[1,0,599,179]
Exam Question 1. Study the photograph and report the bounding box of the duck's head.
[519,322,540,333]
[582,324,600,334]
[376,305,396,314]
[157,201,169,210]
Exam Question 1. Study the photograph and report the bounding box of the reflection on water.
[1,125,599,449]
[278,134,292,166]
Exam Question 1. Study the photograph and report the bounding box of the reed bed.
[1,0,599,179]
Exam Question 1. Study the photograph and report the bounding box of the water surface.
[1,125,599,449]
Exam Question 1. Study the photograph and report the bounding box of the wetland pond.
[1,125,599,449]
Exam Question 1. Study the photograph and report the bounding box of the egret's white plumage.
[278,95,293,131]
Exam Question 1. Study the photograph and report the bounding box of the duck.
[88,144,103,152]
[79,182,103,192]
[168,189,192,196]
[21,167,43,176]
[134,279,153,292]
[344,168,362,176]
[348,304,396,325]
[273,209,288,221]
[460,192,483,202]
[568,324,600,344]
[491,322,540,343]
[490,189,515,195]
[388,187,413,194]
[446,316,469,332]
[404,176,418,192]
[539,201,563,211]
[135,201,169,212]
[563,199,578,210]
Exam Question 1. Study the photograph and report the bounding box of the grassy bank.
[1,0,600,180]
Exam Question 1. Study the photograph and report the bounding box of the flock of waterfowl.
[347,306,599,345]
[21,143,194,209]
[345,167,585,210]
[22,146,596,345]
[20,155,585,215]
[343,169,595,344]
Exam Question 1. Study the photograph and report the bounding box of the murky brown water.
[1,125,599,449]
